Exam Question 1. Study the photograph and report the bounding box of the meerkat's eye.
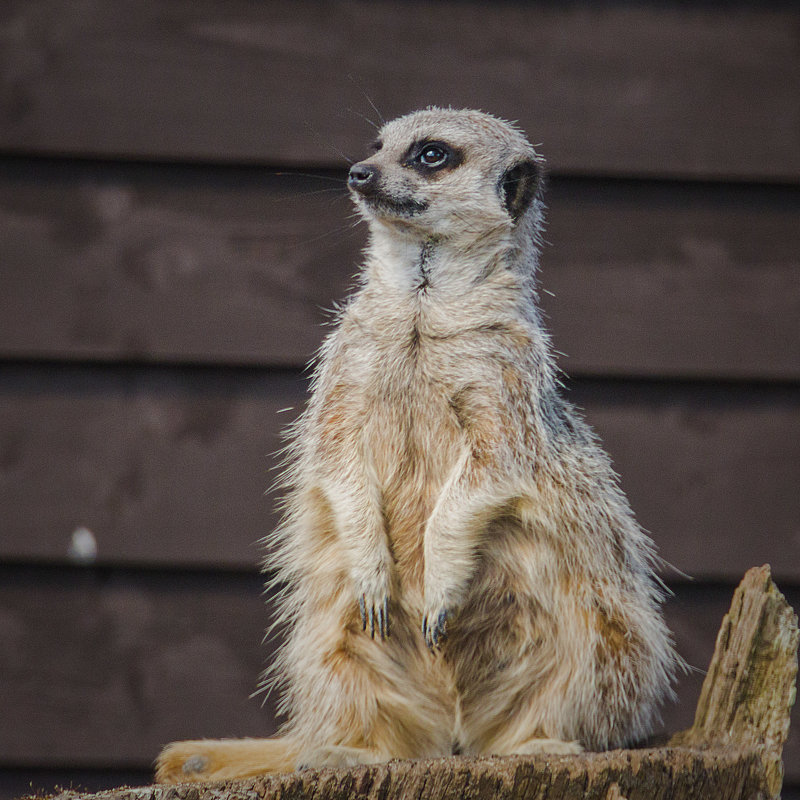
[418,144,448,168]
[404,140,462,174]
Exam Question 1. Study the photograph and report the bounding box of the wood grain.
[669,566,798,797]
[0,3,797,179]
[0,568,797,781]
[1,160,798,379]
[0,770,152,800]
[5,771,799,800]
[45,751,781,800]
[1,365,798,578]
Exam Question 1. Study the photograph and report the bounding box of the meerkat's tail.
[155,736,300,783]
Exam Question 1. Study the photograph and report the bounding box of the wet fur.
[156,108,678,782]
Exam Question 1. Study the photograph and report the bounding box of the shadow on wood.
[41,566,798,800]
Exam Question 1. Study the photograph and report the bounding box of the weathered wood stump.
[43,565,798,800]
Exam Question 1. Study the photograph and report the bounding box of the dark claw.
[423,609,448,650]
[377,597,388,640]
[434,609,448,646]
[359,595,367,630]
[359,595,390,640]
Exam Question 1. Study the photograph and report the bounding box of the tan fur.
[156,108,679,783]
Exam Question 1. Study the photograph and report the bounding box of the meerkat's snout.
[348,162,381,196]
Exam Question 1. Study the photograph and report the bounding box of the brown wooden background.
[1,2,799,798]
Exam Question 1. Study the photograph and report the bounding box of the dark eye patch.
[419,144,448,168]
[403,139,464,176]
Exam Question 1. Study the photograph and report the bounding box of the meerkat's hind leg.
[296,744,386,770]
[155,737,300,783]
[500,737,583,757]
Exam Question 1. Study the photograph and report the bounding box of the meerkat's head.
[347,107,545,245]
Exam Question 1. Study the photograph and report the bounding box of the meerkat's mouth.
[361,193,429,218]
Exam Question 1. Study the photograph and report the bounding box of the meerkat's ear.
[500,159,542,224]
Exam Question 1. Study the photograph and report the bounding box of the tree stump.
[42,565,798,800]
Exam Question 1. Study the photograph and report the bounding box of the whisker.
[303,120,354,165]
[346,106,381,132]
[283,187,348,201]
[274,171,347,184]
[288,222,363,250]
[347,74,386,126]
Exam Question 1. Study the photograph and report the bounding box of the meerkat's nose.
[348,162,380,193]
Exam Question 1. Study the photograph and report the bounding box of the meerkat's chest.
[365,334,464,482]
[357,326,468,581]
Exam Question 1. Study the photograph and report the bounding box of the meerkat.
[156,108,678,783]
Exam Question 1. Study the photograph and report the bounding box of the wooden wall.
[1,2,799,798]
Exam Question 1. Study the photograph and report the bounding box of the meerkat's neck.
[363,224,537,307]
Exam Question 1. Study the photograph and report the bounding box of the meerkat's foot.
[155,737,299,783]
[504,737,583,756]
[296,744,385,770]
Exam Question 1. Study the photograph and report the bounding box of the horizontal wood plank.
[0,567,797,780]
[1,365,799,580]
[0,3,798,179]
[0,364,300,569]
[0,567,278,768]
[1,160,798,379]
[545,179,800,380]
[0,160,356,369]
[574,380,800,583]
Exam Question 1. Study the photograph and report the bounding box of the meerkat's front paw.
[359,592,389,639]
[422,606,448,649]
[354,564,391,640]
[422,575,456,649]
